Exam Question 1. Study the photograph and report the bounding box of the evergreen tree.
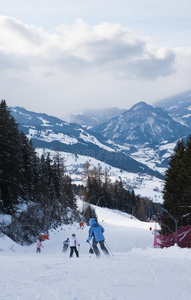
[179,136,191,226]
[163,138,191,231]
[0,100,79,243]
[163,139,185,212]
[19,131,38,201]
[0,100,23,212]
[82,162,143,219]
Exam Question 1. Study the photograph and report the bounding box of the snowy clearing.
[0,202,191,300]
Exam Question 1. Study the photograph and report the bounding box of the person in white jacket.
[69,234,80,258]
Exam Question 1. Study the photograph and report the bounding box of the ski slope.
[0,202,191,300]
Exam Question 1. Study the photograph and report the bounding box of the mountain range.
[10,90,191,183]
[154,89,191,127]
[93,101,190,145]
[10,106,161,178]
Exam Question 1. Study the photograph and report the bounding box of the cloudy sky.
[1,0,191,118]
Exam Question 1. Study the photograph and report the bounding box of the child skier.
[36,239,43,253]
[69,234,80,258]
[62,238,69,252]
[86,218,109,257]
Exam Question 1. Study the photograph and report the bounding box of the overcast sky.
[0,0,191,118]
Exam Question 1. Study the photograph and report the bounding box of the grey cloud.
[42,71,55,78]
[73,43,176,80]
[126,50,176,80]
[85,38,145,63]
[0,51,28,70]
[4,17,44,45]
[0,16,177,80]
[52,22,177,80]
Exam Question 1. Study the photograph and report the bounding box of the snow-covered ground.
[36,148,164,203]
[1,201,191,300]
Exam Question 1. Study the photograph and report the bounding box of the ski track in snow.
[1,251,191,300]
[1,203,191,300]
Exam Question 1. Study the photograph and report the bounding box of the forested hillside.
[0,100,160,245]
[0,100,80,244]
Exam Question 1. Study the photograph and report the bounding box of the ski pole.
[87,241,94,254]
[87,241,92,247]
[104,241,114,256]
[88,240,94,249]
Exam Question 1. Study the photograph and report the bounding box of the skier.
[79,222,84,229]
[69,234,80,258]
[86,218,109,257]
[36,239,43,253]
[63,238,69,252]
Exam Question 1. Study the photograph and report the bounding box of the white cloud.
[0,15,190,117]
[0,16,176,78]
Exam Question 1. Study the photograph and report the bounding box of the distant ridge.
[154,89,191,127]
[9,89,191,178]
[93,101,190,145]
[10,106,163,179]
[63,107,127,126]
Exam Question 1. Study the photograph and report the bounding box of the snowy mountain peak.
[129,101,151,112]
[154,89,191,127]
[94,101,190,145]
[11,106,68,127]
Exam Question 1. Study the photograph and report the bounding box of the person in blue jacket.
[86,218,109,257]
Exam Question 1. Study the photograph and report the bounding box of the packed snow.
[1,200,191,300]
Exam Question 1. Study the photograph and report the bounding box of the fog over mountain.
[63,107,127,127]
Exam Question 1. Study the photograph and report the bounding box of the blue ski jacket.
[87,218,105,242]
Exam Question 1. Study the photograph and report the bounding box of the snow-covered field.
[36,148,164,203]
[1,202,191,300]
